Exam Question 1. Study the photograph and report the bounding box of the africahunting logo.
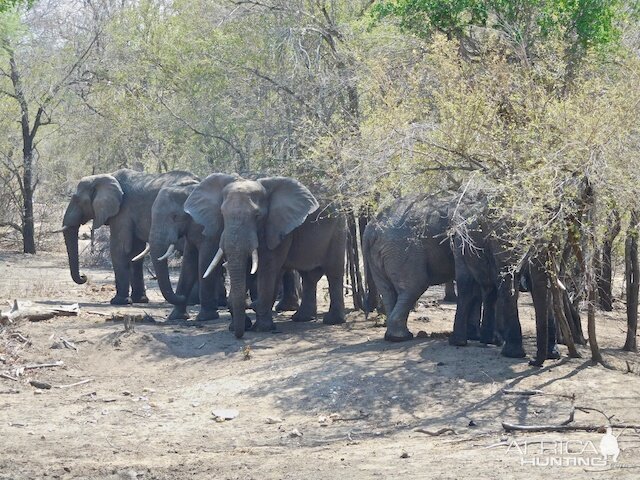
[497,428,624,467]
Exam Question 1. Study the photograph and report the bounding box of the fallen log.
[0,301,79,324]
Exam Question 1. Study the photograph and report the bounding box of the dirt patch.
[1,251,639,479]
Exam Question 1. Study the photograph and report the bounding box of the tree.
[0,3,97,253]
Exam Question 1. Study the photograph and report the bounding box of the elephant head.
[184,174,319,336]
[149,184,197,305]
[62,174,123,284]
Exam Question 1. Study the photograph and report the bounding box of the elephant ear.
[258,177,319,250]
[90,175,123,229]
[184,173,238,237]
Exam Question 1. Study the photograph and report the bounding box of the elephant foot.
[292,310,316,322]
[480,335,503,347]
[217,296,228,308]
[131,295,149,304]
[196,309,220,321]
[110,295,132,305]
[384,329,414,342]
[168,307,189,321]
[466,330,480,341]
[547,345,561,360]
[252,319,276,332]
[501,342,526,358]
[275,298,300,312]
[528,357,546,367]
[228,316,253,331]
[322,310,345,325]
[448,336,468,347]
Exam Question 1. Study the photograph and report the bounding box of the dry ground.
[1,250,640,479]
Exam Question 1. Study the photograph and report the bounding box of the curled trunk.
[63,226,87,284]
[152,252,186,305]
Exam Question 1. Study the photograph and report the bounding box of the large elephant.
[61,168,198,305]
[146,183,224,321]
[146,183,301,322]
[363,194,466,341]
[184,174,346,338]
[448,192,560,366]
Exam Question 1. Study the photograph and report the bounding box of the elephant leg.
[215,268,227,308]
[323,267,346,325]
[129,238,148,303]
[500,283,526,359]
[479,285,498,345]
[168,242,198,321]
[384,289,420,341]
[110,238,132,305]
[449,260,475,346]
[195,247,220,322]
[528,262,549,367]
[465,283,482,341]
[196,266,221,321]
[253,255,282,332]
[276,270,301,312]
[292,268,322,322]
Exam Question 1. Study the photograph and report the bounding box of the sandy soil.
[1,250,640,479]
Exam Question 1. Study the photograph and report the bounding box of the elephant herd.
[61,168,561,366]
[61,169,345,339]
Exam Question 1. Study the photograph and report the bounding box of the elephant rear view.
[185,174,346,338]
[61,168,199,305]
[363,194,457,341]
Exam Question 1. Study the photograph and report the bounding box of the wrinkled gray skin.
[149,183,301,322]
[363,194,460,341]
[185,174,346,338]
[149,183,224,321]
[448,193,560,366]
[62,169,198,305]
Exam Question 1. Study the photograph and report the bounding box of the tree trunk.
[598,211,620,311]
[22,145,35,254]
[624,210,639,352]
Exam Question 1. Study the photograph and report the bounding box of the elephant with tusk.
[185,174,346,338]
[61,168,199,305]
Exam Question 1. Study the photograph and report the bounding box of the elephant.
[184,174,346,338]
[145,183,301,322]
[145,182,225,321]
[61,168,198,305]
[448,192,560,366]
[363,194,467,341]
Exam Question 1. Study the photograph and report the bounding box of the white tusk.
[250,249,259,275]
[557,278,567,291]
[131,243,150,262]
[52,225,70,234]
[204,248,224,278]
[157,243,176,261]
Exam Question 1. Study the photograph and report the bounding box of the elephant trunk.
[63,226,87,285]
[151,244,186,305]
[226,252,250,339]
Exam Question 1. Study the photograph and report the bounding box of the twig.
[414,427,457,436]
[60,337,78,351]
[10,332,30,344]
[0,372,18,381]
[56,378,93,389]
[502,422,640,433]
[502,389,575,400]
[24,361,63,370]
